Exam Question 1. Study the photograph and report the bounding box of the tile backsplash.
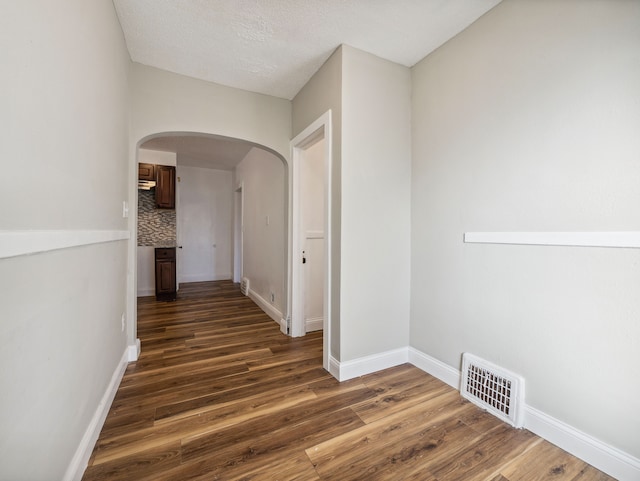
[137,189,176,246]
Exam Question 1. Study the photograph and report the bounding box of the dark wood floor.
[82,280,615,480]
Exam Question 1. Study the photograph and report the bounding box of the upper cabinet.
[155,165,176,209]
[138,162,155,181]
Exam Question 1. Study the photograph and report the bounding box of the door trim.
[289,110,332,372]
[233,183,244,283]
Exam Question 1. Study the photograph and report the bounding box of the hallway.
[82,281,613,480]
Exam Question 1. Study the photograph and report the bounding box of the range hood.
[138,180,156,190]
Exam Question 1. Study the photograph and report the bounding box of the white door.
[178,167,213,283]
[300,139,325,332]
[177,166,233,283]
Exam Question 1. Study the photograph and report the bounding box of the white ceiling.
[141,135,255,170]
[123,0,502,168]
[114,0,501,101]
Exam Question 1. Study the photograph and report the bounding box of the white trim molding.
[464,231,640,249]
[279,318,288,335]
[64,348,128,481]
[408,346,640,481]
[334,347,408,382]
[0,230,130,259]
[248,289,283,325]
[525,405,640,481]
[408,347,461,389]
[127,339,141,362]
[328,355,341,380]
[305,316,323,332]
[137,288,155,298]
[179,273,233,283]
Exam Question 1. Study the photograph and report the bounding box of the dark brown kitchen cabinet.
[155,165,175,209]
[155,247,176,301]
[138,162,155,181]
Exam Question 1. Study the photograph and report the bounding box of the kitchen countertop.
[154,242,177,248]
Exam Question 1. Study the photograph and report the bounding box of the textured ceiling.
[126,1,502,168]
[113,0,502,100]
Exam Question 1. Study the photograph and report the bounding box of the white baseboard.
[137,288,155,297]
[127,339,141,362]
[335,347,408,381]
[63,348,128,481]
[279,318,288,335]
[248,289,283,325]
[407,346,639,481]
[407,347,460,389]
[305,316,323,332]
[328,355,341,380]
[525,405,640,481]
[179,273,232,283]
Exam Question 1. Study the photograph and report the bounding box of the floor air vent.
[240,277,249,296]
[460,353,525,428]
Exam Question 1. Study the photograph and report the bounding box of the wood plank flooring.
[82,280,615,480]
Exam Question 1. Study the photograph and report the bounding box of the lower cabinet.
[155,247,176,301]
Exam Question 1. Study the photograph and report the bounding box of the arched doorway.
[131,131,289,349]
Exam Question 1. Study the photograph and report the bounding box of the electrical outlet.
[270,292,275,303]
[121,313,125,332]
[122,201,129,218]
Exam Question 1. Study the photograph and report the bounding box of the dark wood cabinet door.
[155,165,175,209]
[138,162,155,181]
[155,248,176,301]
[156,260,175,292]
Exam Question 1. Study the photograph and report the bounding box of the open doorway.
[290,111,332,371]
[133,132,289,336]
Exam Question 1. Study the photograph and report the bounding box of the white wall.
[411,0,640,460]
[130,63,292,160]
[177,165,233,283]
[138,148,177,167]
[136,246,155,296]
[0,1,130,479]
[234,148,287,320]
[340,46,412,361]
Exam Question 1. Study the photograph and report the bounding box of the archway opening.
[132,131,290,346]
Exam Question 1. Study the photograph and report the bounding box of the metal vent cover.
[240,277,249,296]
[460,353,525,428]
